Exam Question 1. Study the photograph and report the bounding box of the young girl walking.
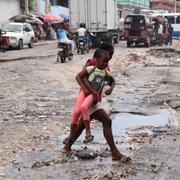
[69,49,115,143]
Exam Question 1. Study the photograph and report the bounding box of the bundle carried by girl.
[86,65,111,93]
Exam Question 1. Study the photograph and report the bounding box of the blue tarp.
[38,0,69,19]
[51,6,69,19]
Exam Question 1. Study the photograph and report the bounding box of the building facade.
[150,0,180,13]
[0,0,20,28]
[50,0,68,7]
[117,0,150,9]
[117,0,150,19]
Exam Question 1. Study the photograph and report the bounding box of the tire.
[107,32,113,44]
[145,37,151,47]
[28,38,34,48]
[81,49,84,54]
[68,54,73,61]
[127,41,131,47]
[56,53,60,62]
[114,32,120,44]
[60,54,66,63]
[18,39,23,50]
[100,32,113,45]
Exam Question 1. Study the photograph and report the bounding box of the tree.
[20,0,34,13]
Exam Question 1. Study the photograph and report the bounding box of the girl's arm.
[82,76,98,95]
[83,61,92,69]
[105,76,116,95]
[76,69,90,94]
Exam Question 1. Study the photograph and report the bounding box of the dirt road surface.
[0,41,180,179]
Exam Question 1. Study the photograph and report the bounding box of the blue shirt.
[57,29,68,40]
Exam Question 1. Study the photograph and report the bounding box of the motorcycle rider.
[77,23,92,48]
[57,22,74,53]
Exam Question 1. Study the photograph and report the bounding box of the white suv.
[2,22,35,49]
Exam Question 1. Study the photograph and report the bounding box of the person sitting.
[77,23,92,48]
[57,22,74,53]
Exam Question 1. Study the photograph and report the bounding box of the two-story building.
[117,0,150,19]
[150,0,180,13]
[0,0,20,28]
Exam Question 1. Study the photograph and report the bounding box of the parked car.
[2,22,35,49]
[124,15,153,47]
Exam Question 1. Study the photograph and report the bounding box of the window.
[176,16,180,24]
[164,16,175,24]
[125,16,133,23]
[23,25,30,32]
[50,0,56,5]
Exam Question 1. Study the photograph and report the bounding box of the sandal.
[112,155,131,163]
[83,135,94,144]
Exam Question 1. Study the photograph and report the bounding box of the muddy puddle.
[5,108,179,179]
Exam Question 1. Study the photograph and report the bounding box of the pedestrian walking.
[168,24,174,45]
[63,43,131,162]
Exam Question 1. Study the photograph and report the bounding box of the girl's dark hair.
[94,49,109,60]
[93,43,114,58]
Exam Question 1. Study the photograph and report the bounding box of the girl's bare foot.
[63,145,72,154]
[62,139,75,154]
[112,151,131,162]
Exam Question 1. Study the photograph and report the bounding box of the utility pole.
[45,0,51,14]
[25,0,29,14]
[34,0,39,12]
[174,0,177,13]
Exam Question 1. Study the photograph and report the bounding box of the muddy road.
[0,42,180,179]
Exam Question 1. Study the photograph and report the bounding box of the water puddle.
[60,109,177,143]
[5,109,179,179]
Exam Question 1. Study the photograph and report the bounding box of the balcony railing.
[117,0,150,8]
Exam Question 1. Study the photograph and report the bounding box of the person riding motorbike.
[77,23,92,48]
[57,22,74,54]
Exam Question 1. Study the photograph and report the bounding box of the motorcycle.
[77,37,89,54]
[57,42,73,63]
[0,31,9,52]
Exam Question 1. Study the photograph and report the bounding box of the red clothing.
[162,32,167,40]
[65,23,70,32]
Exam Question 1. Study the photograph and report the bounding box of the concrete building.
[50,0,68,7]
[117,0,150,19]
[0,0,20,28]
[118,0,150,9]
[150,0,180,13]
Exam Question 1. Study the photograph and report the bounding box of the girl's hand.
[92,95,98,104]
[83,88,90,96]
[105,88,113,95]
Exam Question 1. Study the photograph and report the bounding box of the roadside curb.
[34,40,57,47]
[0,53,57,63]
